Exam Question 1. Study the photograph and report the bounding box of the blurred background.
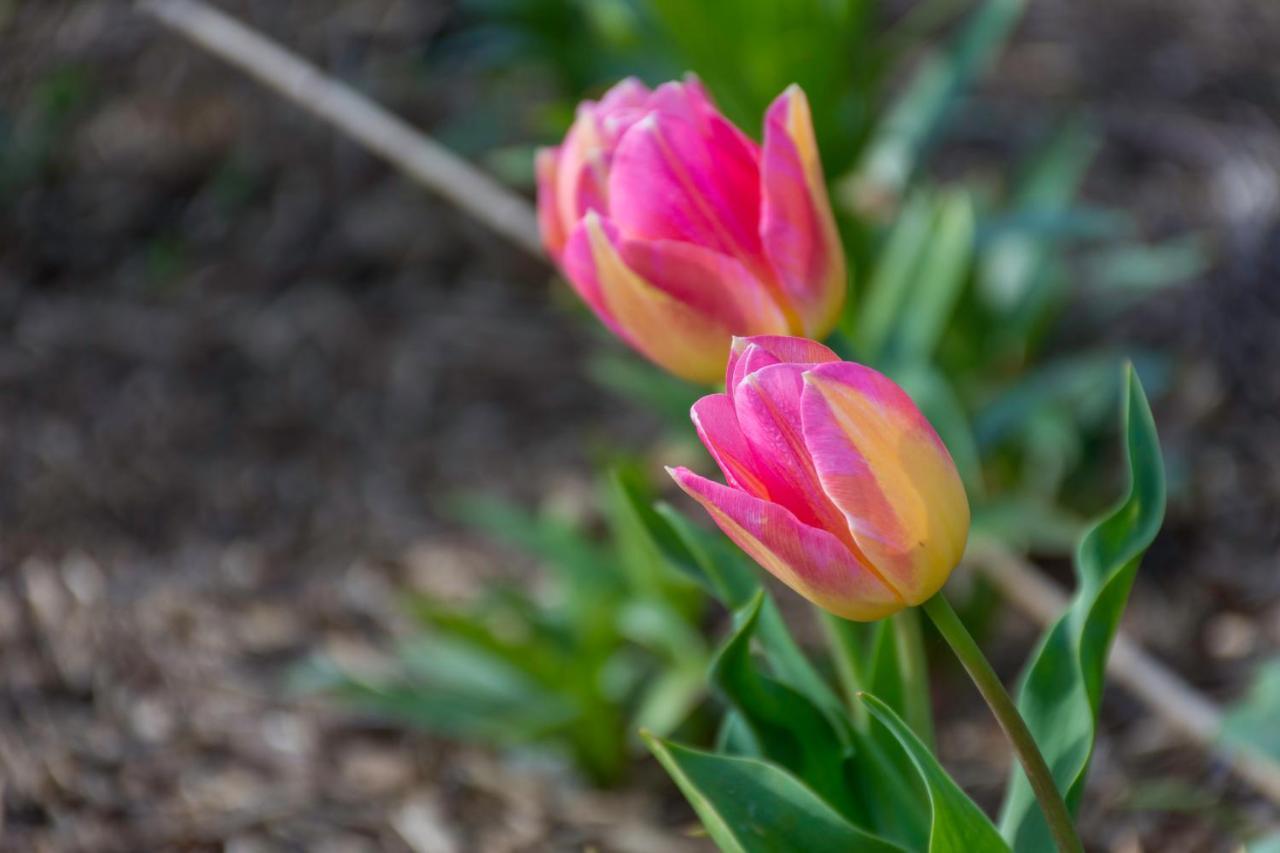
[1,0,1279,850]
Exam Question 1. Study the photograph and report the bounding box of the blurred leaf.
[998,366,1166,851]
[971,498,1085,555]
[644,735,907,853]
[716,709,764,757]
[855,190,939,359]
[978,120,1096,318]
[642,0,874,173]
[589,349,702,430]
[976,206,1131,246]
[844,0,1025,213]
[862,694,1010,852]
[1222,657,1280,765]
[651,504,847,719]
[631,664,705,740]
[316,638,576,742]
[1080,236,1209,297]
[889,192,974,365]
[451,494,616,597]
[1250,834,1280,853]
[973,350,1169,453]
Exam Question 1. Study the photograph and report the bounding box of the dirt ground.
[1,0,1278,850]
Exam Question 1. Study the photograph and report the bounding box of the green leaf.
[862,694,1010,853]
[844,0,1025,211]
[451,494,618,599]
[305,639,577,743]
[1249,833,1280,853]
[710,592,860,820]
[977,120,1096,317]
[650,503,845,717]
[973,350,1169,452]
[888,191,974,365]
[643,734,906,853]
[855,189,935,357]
[588,349,702,430]
[998,366,1166,851]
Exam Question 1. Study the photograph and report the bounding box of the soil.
[1,0,1277,850]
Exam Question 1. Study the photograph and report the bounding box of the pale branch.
[965,535,1280,807]
[136,0,544,260]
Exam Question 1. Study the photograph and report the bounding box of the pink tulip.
[668,336,970,620]
[536,77,846,384]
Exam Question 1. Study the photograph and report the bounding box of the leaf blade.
[998,365,1166,850]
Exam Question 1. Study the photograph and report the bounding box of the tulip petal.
[609,105,766,277]
[732,363,852,539]
[562,215,624,337]
[536,147,567,259]
[566,212,736,383]
[555,111,609,229]
[618,238,789,337]
[761,85,846,337]
[726,335,839,393]
[690,393,769,498]
[800,362,970,604]
[668,467,902,621]
[595,77,653,146]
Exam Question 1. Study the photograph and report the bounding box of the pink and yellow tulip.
[537,77,846,384]
[668,336,970,620]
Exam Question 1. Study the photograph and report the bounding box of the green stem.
[920,593,1083,853]
[890,608,935,751]
[817,610,871,730]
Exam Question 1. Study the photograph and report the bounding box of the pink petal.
[562,216,625,338]
[800,362,970,604]
[536,147,567,259]
[608,107,766,277]
[725,335,840,400]
[668,467,903,621]
[565,212,739,384]
[732,362,851,538]
[760,85,846,337]
[595,77,653,146]
[556,111,609,228]
[690,393,768,498]
[617,238,788,337]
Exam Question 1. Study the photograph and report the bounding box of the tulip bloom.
[668,336,969,620]
[536,77,846,384]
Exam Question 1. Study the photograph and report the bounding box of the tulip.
[668,336,969,620]
[536,77,846,383]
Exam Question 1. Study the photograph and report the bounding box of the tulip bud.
[537,77,846,383]
[669,336,969,620]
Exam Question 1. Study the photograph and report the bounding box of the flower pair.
[538,80,969,620]
[537,77,846,384]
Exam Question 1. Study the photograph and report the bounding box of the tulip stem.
[891,608,935,752]
[920,593,1083,853]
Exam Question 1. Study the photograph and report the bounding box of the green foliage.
[862,694,1010,852]
[998,367,1166,851]
[710,593,862,821]
[299,463,707,786]
[644,734,907,853]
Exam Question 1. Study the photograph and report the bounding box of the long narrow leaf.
[862,694,1010,852]
[998,366,1166,850]
[644,734,907,853]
